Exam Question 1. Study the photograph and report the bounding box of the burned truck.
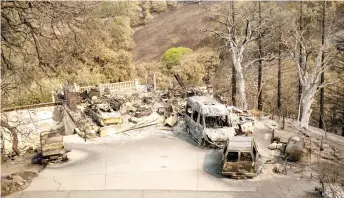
[221,136,259,178]
[85,103,123,126]
[184,96,235,148]
[39,131,68,164]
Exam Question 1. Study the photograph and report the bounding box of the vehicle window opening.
[193,111,199,122]
[223,145,227,155]
[186,104,192,117]
[253,146,257,159]
[240,152,253,161]
[205,116,229,128]
[99,104,113,112]
[200,115,204,126]
[227,152,238,162]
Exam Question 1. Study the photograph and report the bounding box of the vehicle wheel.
[186,126,191,134]
[41,159,48,165]
[200,138,208,148]
[62,154,68,161]
[99,119,105,127]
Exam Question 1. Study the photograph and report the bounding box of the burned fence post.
[153,73,157,92]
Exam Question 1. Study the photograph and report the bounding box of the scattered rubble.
[165,114,178,127]
[272,164,287,175]
[1,171,38,197]
[64,85,212,139]
[268,141,284,151]
[316,182,344,198]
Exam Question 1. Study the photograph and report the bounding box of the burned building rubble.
[59,80,258,141]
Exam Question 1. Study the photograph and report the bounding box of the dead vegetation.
[1,171,38,197]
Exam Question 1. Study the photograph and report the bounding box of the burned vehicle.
[221,136,259,178]
[39,131,68,164]
[85,103,123,126]
[184,96,235,148]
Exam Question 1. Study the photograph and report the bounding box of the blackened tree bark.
[319,1,326,129]
[231,1,237,106]
[257,1,263,111]
[277,24,282,115]
[297,1,303,122]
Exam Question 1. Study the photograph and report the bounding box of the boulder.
[268,142,284,150]
[272,164,287,175]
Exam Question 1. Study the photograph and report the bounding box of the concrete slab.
[105,170,198,190]
[21,127,319,197]
[20,191,69,198]
[68,190,142,198]
[27,173,105,191]
[143,190,197,198]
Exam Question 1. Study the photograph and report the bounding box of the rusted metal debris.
[85,103,123,127]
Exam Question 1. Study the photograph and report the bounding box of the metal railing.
[78,79,140,94]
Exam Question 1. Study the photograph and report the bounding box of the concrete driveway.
[11,123,319,198]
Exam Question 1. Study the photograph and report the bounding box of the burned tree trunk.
[297,1,303,122]
[1,131,5,156]
[301,90,316,129]
[277,33,282,115]
[237,66,248,109]
[257,1,263,111]
[319,1,326,129]
[0,120,21,156]
[231,51,248,109]
[231,63,237,106]
[230,1,237,106]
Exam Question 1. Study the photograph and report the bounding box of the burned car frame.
[184,96,235,148]
[85,103,123,126]
[221,136,259,178]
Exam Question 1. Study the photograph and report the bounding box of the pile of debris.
[64,82,263,139]
[1,171,38,196]
[73,86,211,138]
[267,136,305,162]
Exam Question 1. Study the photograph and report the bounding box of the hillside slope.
[133,3,216,63]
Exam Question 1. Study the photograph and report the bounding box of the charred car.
[221,136,259,178]
[85,103,123,126]
[184,96,235,148]
[39,131,68,164]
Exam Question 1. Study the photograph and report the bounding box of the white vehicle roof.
[187,96,229,116]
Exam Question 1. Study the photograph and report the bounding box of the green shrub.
[162,47,192,69]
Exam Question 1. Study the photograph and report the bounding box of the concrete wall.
[63,108,77,135]
[1,105,76,154]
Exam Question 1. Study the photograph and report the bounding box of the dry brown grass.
[133,2,219,63]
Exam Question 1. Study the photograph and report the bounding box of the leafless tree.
[1,1,95,107]
[204,2,274,109]
[1,114,20,156]
[284,23,335,129]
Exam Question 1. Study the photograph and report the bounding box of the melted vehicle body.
[86,103,123,126]
[40,131,67,164]
[221,136,259,178]
[184,96,235,148]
